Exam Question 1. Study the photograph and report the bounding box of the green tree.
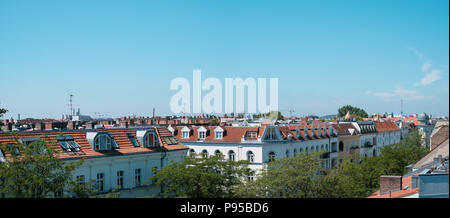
[151,153,253,198]
[0,134,96,198]
[337,105,368,118]
[239,152,338,198]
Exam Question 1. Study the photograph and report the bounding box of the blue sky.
[0,0,448,119]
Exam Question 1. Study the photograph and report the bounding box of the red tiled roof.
[374,121,400,132]
[172,124,336,143]
[330,123,359,135]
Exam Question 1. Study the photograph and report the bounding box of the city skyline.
[0,0,448,119]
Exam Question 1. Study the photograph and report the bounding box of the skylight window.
[162,136,178,145]
[127,133,139,147]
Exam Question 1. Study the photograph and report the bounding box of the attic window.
[126,133,139,147]
[19,137,40,146]
[57,135,81,152]
[263,126,279,140]
[214,126,224,139]
[181,127,190,139]
[162,136,178,145]
[198,126,207,140]
[94,134,118,151]
[246,131,257,139]
[144,131,159,148]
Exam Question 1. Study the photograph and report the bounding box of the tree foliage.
[151,153,253,198]
[0,134,96,198]
[337,105,368,118]
[236,128,429,198]
[0,106,7,119]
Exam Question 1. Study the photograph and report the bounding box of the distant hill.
[320,114,336,119]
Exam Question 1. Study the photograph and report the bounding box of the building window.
[228,150,235,161]
[247,151,254,163]
[339,141,344,152]
[152,167,158,185]
[268,152,275,162]
[214,150,222,157]
[299,148,303,153]
[96,173,104,193]
[246,131,258,139]
[94,134,117,151]
[286,149,290,157]
[182,131,189,138]
[264,127,278,140]
[198,132,206,140]
[248,172,255,182]
[293,149,297,157]
[201,149,208,158]
[117,170,124,189]
[144,132,158,148]
[135,169,141,187]
[76,175,85,185]
[189,149,195,156]
[215,131,223,139]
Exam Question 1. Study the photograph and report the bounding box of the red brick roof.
[173,124,336,143]
[374,121,400,132]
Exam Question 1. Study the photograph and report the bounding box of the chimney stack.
[380,176,402,195]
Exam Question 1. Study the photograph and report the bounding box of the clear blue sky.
[0,0,448,119]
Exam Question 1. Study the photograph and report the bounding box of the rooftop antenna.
[68,94,74,116]
[401,98,403,117]
[289,109,295,117]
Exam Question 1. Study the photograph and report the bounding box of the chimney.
[380,176,402,195]
[67,121,75,130]
[44,122,54,131]
[35,123,44,131]
[119,121,128,128]
[86,122,95,129]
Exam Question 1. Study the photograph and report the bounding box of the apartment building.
[0,127,188,197]
[169,123,338,174]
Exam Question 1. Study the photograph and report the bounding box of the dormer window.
[215,131,223,139]
[303,126,308,138]
[198,126,207,140]
[93,133,118,151]
[144,131,159,148]
[135,130,160,148]
[311,126,316,137]
[245,131,258,140]
[263,126,280,141]
[181,126,190,139]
